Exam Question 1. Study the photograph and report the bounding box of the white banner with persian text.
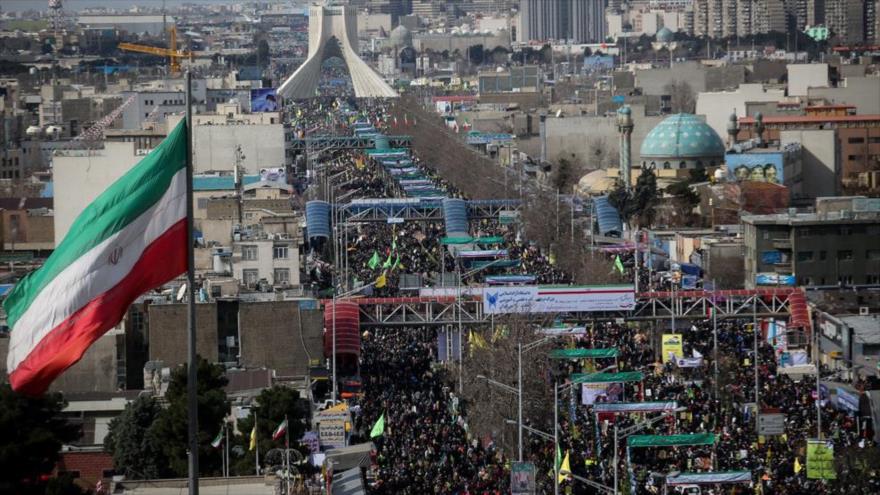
[482,285,636,314]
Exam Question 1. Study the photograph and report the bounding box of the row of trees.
[104,358,309,479]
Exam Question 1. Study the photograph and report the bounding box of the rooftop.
[841,315,880,345]
[739,114,880,125]
[742,210,880,225]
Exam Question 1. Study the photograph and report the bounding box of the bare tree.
[664,80,696,114]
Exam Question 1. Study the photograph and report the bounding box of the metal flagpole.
[753,297,759,434]
[184,70,200,495]
[285,414,290,495]
[254,412,260,475]
[224,423,229,478]
[712,279,718,402]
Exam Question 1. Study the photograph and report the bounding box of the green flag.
[391,253,401,271]
[368,251,380,270]
[614,255,625,275]
[382,252,393,269]
[211,429,223,449]
[370,413,385,438]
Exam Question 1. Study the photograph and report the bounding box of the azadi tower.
[278,3,398,99]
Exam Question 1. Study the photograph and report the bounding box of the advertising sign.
[761,251,783,264]
[581,382,623,405]
[250,88,279,112]
[316,404,350,449]
[757,413,785,435]
[661,334,684,361]
[511,462,536,494]
[482,285,635,314]
[259,167,286,182]
[806,440,836,479]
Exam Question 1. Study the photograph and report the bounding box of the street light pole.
[518,342,523,462]
[554,381,559,495]
[613,423,618,495]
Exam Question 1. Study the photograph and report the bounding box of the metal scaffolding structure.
[336,199,522,223]
[324,289,809,328]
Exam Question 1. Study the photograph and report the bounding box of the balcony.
[772,238,792,250]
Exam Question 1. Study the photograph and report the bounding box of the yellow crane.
[118,26,192,74]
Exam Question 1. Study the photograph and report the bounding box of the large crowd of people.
[353,327,509,494]
[290,99,878,495]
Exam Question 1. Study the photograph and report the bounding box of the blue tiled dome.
[640,113,725,160]
[656,27,674,43]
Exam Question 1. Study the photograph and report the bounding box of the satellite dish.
[176,283,187,302]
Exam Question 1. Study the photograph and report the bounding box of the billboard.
[250,88,279,112]
[482,285,635,314]
[661,334,684,361]
[511,462,536,495]
[726,152,783,184]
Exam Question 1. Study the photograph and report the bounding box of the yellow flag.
[794,457,802,474]
[249,424,257,451]
[375,273,387,289]
[558,451,571,483]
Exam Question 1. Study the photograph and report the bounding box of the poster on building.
[511,462,536,494]
[727,152,783,184]
[482,285,635,314]
[806,440,836,479]
[251,88,279,112]
[756,273,796,286]
[662,334,684,362]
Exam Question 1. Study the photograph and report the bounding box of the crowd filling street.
[296,99,878,494]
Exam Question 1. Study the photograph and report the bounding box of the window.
[797,251,813,262]
[102,469,116,478]
[242,269,259,285]
[868,249,880,260]
[796,228,812,237]
[819,250,827,261]
[837,250,853,261]
[762,230,770,240]
[847,155,862,161]
[274,268,290,284]
[58,471,81,479]
[868,275,880,284]
[241,245,258,261]
[869,137,880,144]
[839,275,853,285]
[848,137,865,144]
[273,245,289,259]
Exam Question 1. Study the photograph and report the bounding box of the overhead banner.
[662,334,684,361]
[594,402,678,413]
[807,440,836,479]
[483,285,635,314]
[675,356,703,368]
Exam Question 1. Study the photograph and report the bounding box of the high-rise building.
[693,0,789,39]
[570,0,608,43]
[520,0,607,43]
[825,0,864,44]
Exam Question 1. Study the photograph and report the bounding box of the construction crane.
[118,26,192,74]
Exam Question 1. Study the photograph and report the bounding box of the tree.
[230,386,310,476]
[664,80,696,113]
[45,473,91,495]
[0,385,81,495]
[631,167,659,227]
[550,157,581,192]
[104,395,168,479]
[468,44,484,65]
[151,358,229,477]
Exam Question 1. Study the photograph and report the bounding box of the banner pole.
[185,70,200,495]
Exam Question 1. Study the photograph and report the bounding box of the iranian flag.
[4,120,189,395]
[272,419,288,441]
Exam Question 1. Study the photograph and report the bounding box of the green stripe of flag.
[3,119,188,328]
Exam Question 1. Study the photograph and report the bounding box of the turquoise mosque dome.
[656,27,674,43]
[639,113,725,169]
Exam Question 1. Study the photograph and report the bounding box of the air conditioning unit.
[860,306,870,315]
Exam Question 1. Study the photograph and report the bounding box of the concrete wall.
[779,129,838,200]
[787,63,829,97]
[148,303,219,366]
[0,331,119,393]
[238,301,323,376]
[193,124,285,173]
[543,105,664,168]
[809,77,880,116]
[52,142,142,245]
[695,83,786,142]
